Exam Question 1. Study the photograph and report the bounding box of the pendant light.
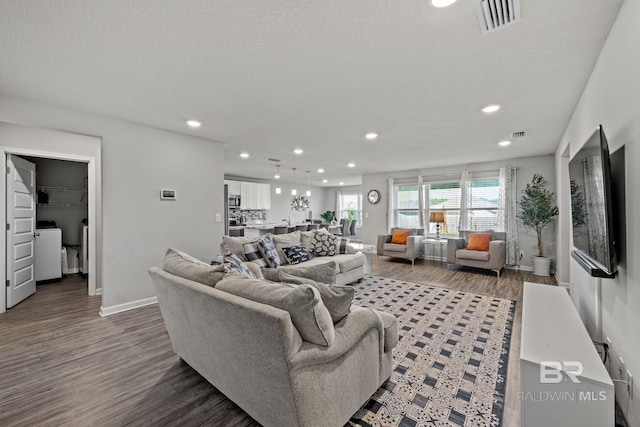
[305,171,311,197]
[291,168,297,196]
[275,165,281,194]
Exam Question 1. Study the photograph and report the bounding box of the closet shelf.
[37,203,88,208]
[36,186,87,193]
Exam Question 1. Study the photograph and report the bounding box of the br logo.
[540,361,584,384]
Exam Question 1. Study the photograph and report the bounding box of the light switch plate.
[214,213,221,223]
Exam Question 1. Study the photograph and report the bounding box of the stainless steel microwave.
[229,195,240,208]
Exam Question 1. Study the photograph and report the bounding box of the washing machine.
[35,227,62,281]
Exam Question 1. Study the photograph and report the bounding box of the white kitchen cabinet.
[231,181,271,210]
[225,180,241,196]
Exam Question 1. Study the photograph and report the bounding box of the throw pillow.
[216,275,334,346]
[310,230,339,256]
[273,231,302,265]
[466,233,493,251]
[335,237,349,254]
[221,235,259,261]
[243,242,268,268]
[283,245,312,265]
[257,233,281,268]
[224,249,257,279]
[391,229,412,244]
[245,261,264,279]
[279,271,353,323]
[162,248,226,287]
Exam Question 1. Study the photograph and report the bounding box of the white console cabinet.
[520,282,614,427]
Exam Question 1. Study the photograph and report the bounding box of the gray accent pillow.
[279,271,354,323]
[162,248,226,287]
[216,275,335,346]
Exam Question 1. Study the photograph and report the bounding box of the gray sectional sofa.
[221,230,366,285]
[148,249,398,427]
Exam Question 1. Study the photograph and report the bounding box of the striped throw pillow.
[243,242,268,268]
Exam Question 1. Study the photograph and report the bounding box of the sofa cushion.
[279,260,337,284]
[216,275,335,346]
[273,231,302,265]
[334,253,366,273]
[466,233,492,251]
[245,261,264,279]
[222,235,259,261]
[224,250,257,279]
[456,248,490,261]
[279,271,354,323]
[283,245,312,265]
[257,233,281,268]
[300,230,316,252]
[243,242,268,268]
[162,248,226,287]
[391,229,412,244]
[383,243,409,253]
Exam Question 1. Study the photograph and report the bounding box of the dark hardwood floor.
[0,261,556,426]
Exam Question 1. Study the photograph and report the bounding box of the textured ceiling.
[0,0,624,186]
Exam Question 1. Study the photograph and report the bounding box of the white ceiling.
[0,0,624,186]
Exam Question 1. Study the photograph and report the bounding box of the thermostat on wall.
[160,189,176,200]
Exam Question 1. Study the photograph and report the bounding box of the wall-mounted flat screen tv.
[568,125,617,277]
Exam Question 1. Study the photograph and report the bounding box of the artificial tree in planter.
[518,174,559,276]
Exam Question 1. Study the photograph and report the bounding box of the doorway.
[1,122,101,314]
[6,155,91,308]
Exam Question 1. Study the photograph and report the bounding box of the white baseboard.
[99,296,157,317]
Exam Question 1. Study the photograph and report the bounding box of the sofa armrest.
[377,234,391,254]
[487,240,506,270]
[289,306,384,369]
[405,235,424,260]
[447,238,465,263]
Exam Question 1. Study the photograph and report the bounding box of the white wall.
[361,155,556,270]
[555,0,639,423]
[0,94,225,313]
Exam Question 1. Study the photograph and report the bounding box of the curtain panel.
[386,178,394,232]
[499,167,519,265]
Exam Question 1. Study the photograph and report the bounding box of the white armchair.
[376,228,425,265]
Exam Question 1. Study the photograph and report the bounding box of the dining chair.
[273,225,289,235]
[295,224,308,232]
[307,224,320,230]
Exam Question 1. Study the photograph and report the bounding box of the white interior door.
[6,154,36,308]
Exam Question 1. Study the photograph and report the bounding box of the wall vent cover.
[511,130,527,138]
[267,158,281,163]
[474,0,521,33]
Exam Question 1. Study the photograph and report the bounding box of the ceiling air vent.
[511,130,527,138]
[267,158,281,163]
[474,0,521,33]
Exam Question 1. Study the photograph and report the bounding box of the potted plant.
[320,210,334,223]
[518,174,559,276]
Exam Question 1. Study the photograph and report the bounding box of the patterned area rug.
[349,275,515,427]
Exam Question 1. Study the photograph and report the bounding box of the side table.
[348,243,375,275]
[423,239,447,267]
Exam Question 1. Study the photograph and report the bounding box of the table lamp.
[429,211,446,240]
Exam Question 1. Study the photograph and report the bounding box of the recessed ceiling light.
[293,148,304,155]
[430,0,457,7]
[481,104,501,113]
[317,168,324,173]
[322,179,328,183]
[365,132,378,140]
[339,182,344,186]
[186,120,201,127]
[348,162,355,168]
[240,152,250,158]
[498,140,512,147]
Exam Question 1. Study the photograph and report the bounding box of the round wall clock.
[367,189,380,204]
